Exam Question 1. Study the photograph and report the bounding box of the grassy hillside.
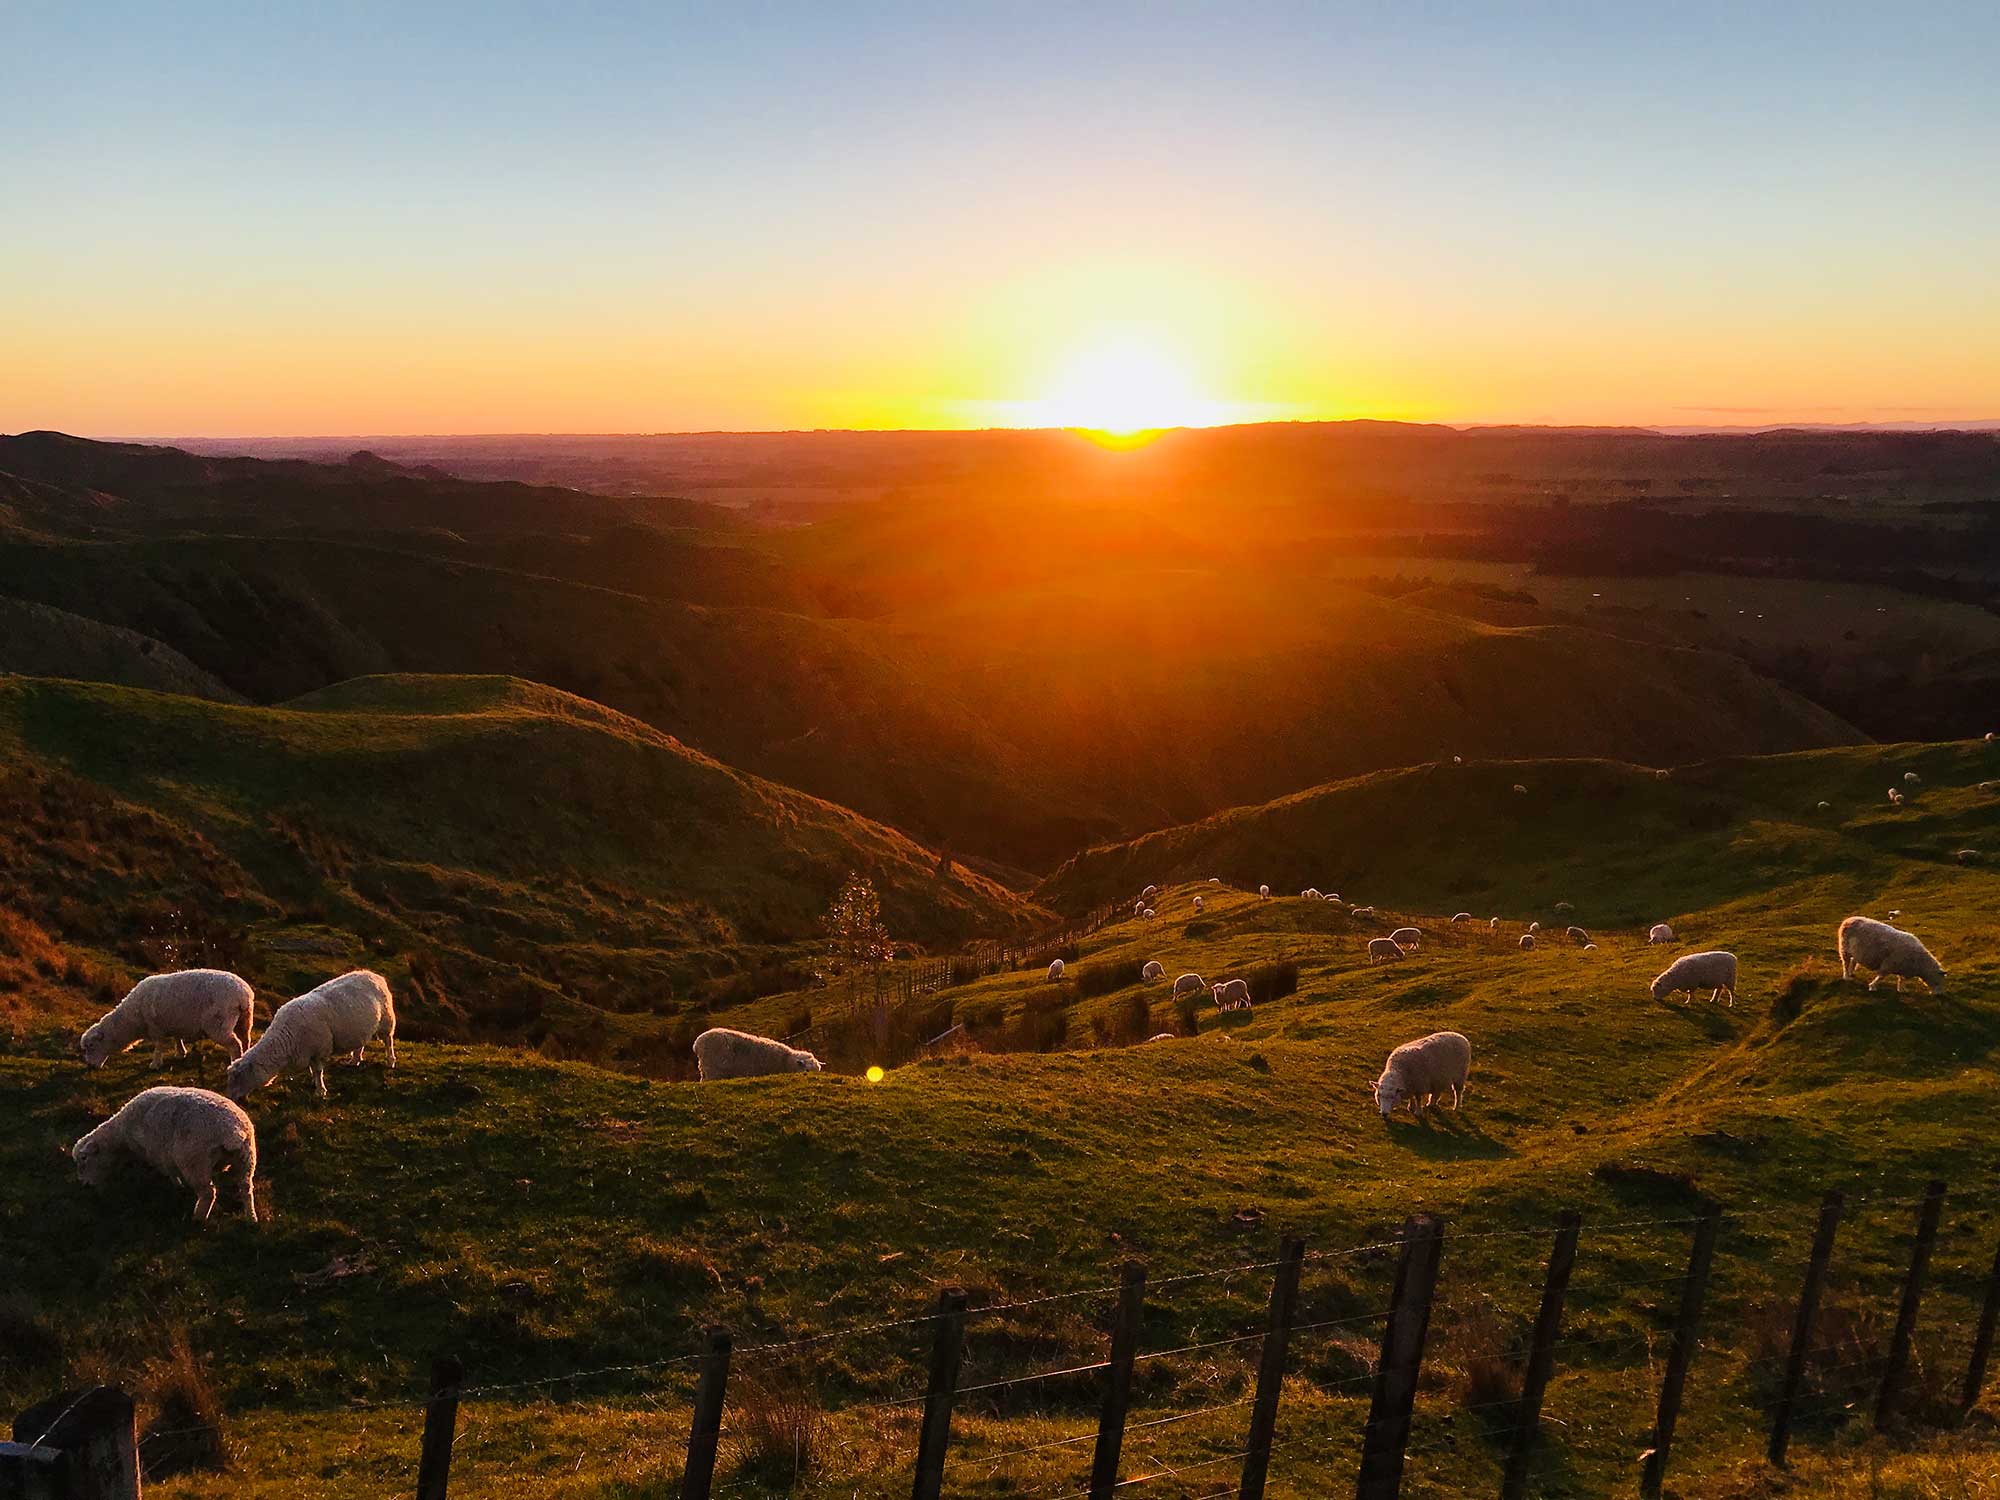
[0,597,243,702]
[0,674,1038,1059]
[3,739,1998,1496]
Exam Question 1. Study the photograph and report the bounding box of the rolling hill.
[0,674,1040,1060]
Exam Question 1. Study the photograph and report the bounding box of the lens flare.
[866,1065,885,1083]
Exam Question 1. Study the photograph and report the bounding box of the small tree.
[818,873,892,1010]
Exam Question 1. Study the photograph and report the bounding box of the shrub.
[1244,961,1299,1006]
[140,1329,231,1478]
[730,1369,826,1489]
[1012,992,1068,1053]
[1075,960,1142,999]
[1112,990,1152,1044]
[1173,992,1201,1037]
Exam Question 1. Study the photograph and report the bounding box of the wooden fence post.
[0,1440,67,1500]
[11,1387,138,1500]
[1876,1180,1947,1432]
[415,1355,464,1500]
[1088,1260,1148,1500]
[681,1327,732,1500]
[1500,1211,1582,1500]
[1239,1235,1307,1500]
[1356,1215,1447,1500]
[1639,1204,1721,1499]
[1769,1191,1844,1466]
[910,1287,969,1500]
[1962,1235,2000,1414]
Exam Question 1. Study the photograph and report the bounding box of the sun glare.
[1015,332,1239,441]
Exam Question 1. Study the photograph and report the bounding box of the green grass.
[6,733,2000,1496]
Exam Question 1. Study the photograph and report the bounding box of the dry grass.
[728,1368,827,1490]
[138,1328,231,1478]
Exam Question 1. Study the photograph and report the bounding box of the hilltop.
[0,674,1039,1059]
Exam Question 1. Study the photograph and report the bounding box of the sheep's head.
[72,1132,113,1186]
[78,1021,116,1069]
[793,1051,823,1073]
[1373,1073,1406,1118]
[1649,973,1671,1001]
[222,1053,263,1101]
[1919,954,1949,993]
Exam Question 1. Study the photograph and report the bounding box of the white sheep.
[1489,916,1502,931]
[1451,912,1471,924]
[1258,884,1271,899]
[692,1027,823,1081]
[1904,771,1922,785]
[1146,1032,1176,1043]
[1141,960,1165,981]
[81,969,255,1069]
[1208,877,1221,885]
[1213,979,1253,1011]
[1173,972,1205,1001]
[1367,937,1404,964]
[224,970,396,1100]
[1143,908,1156,920]
[1301,887,1320,900]
[1352,904,1376,917]
[1957,849,1981,864]
[1527,921,1541,934]
[1648,923,1675,945]
[1566,925,1590,946]
[1838,916,1947,995]
[72,1086,257,1223]
[1583,943,1599,952]
[1554,902,1575,914]
[1048,958,1066,981]
[1888,788,1904,806]
[1391,926,1422,950]
[1513,784,1527,795]
[1142,884,1158,900]
[1519,934,1536,950]
[1817,801,1832,811]
[1192,895,1205,913]
[1651,951,1738,1007]
[1373,1031,1471,1117]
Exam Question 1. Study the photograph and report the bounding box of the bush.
[1244,961,1300,1006]
[1173,992,1202,1036]
[730,1369,826,1489]
[1075,959,1143,999]
[1112,990,1152,1044]
[140,1330,230,1478]
[1012,992,1068,1053]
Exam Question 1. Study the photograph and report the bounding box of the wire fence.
[11,1180,1999,1499]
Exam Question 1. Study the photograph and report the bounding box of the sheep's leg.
[192,1179,217,1222]
[1450,1085,1462,1110]
[1895,976,1904,993]
[312,1062,329,1097]
[1868,975,1881,992]
[152,1039,168,1067]
[385,1030,396,1069]
[178,1039,189,1057]
[240,1171,258,1223]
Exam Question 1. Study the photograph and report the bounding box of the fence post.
[0,1440,67,1500]
[1239,1235,1307,1500]
[1962,1235,2000,1413]
[681,1327,732,1500]
[1876,1180,1947,1432]
[415,1355,464,1500]
[910,1287,969,1500]
[1639,1204,1721,1499]
[1356,1215,1447,1500]
[10,1387,137,1500]
[1769,1191,1844,1466]
[1088,1260,1149,1500]
[1500,1210,1582,1500]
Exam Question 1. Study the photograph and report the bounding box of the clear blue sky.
[5,1,1997,434]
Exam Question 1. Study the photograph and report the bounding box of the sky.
[4,1,1998,436]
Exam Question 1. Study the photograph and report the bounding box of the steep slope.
[0,596,243,702]
[0,674,1040,1058]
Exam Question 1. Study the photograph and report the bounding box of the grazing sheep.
[1519,934,1535,950]
[1656,769,1670,780]
[1489,916,1502,931]
[72,1086,257,1223]
[1904,772,1922,785]
[1451,912,1471,924]
[1983,782,1998,792]
[1367,937,1404,964]
[1173,972,1205,1001]
[1584,943,1599,951]
[1143,908,1156,920]
[1957,849,1981,864]
[692,1027,823,1081]
[1048,958,1065,981]
[1512,784,1527,795]
[1373,1031,1471,1118]
[1213,979,1253,1012]
[1208,877,1222,885]
[81,970,255,1069]
[1141,960,1165,981]
[1391,926,1422,950]
[1554,902,1575,914]
[1134,901,1147,916]
[1648,923,1675,945]
[1326,893,1341,903]
[1888,788,1905,806]
[1453,755,1463,764]
[1192,895,1205,913]
[1259,884,1271,899]
[1838,916,1947,995]
[1817,801,1832,811]
[1651,951,1738,1007]
[1301,887,1322,900]
[1142,884,1158,900]
[1566,926,1590,946]
[1325,894,1343,905]
[1988,733,1996,742]
[1352,904,1376,917]
[1527,921,1541,935]
[1146,1032,1176,1043]
[223,971,396,1100]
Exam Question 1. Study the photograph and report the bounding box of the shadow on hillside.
[1649,996,1740,1040]
[1384,1109,1511,1160]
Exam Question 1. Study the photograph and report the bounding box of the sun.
[1023,332,1234,441]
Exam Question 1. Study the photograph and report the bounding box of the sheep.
[1519,934,1535,950]
[1048,958,1066,981]
[1134,901,1146,916]
[223,971,396,1101]
[1142,884,1158,899]
[1213,978,1253,1012]
[1391,926,1422,950]
[692,1026,823,1081]
[1259,884,1271,899]
[1988,733,1996,742]
[1656,769,1670,780]
[71,1086,257,1223]
[1301,887,1322,900]
[1584,943,1599,951]
[1208,877,1222,885]
[1888,788,1904,806]
[1489,916,1502,931]
[1984,782,1999,792]
[1373,1031,1471,1118]
[1453,754,1463,764]
[81,969,255,1070]
[1326,893,1341,903]
[1957,849,1981,864]
[1566,926,1590,946]
[1904,771,1922,785]
[1146,1032,1176,1043]
[1173,972,1205,1001]
[1192,895,1205,913]
[1512,784,1528,795]
[1838,916,1947,995]
[1352,904,1376,917]
[1651,951,1738,1007]
[1143,908,1156,920]
[1527,921,1541,934]
[1325,894,1343,905]
[1367,937,1404,964]
[1451,912,1471,924]
[1648,923,1675,945]
[1817,801,1832,811]
[1554,901,1575,914]
[1142,960,1165,981]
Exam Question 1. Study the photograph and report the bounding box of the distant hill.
[0,597,242,702]
[0,674,1041,1059]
